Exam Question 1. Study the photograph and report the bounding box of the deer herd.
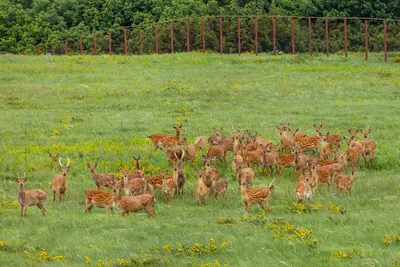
[14,124,376,217]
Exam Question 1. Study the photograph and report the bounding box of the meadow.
[0,52,400,266]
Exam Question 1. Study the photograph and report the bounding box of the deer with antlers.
[171,150,186,195]
[14,177,47,217]
[51,157,70,202]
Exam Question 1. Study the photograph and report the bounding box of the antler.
[59,157,63,167]
[66,158,70,167]
[268,178,276,188]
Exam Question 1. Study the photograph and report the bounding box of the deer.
[161,171,176,202]
[84,188,115,214]
[200,156,220,189]
[296,172,312,203]
[208,127,224,145]
[318,132,333,159]
[206,145,229,164]
[277,148,296,176]
[231,151,243,174]
[336,166,357,196]
[242,144,264,169]
[343,136,361,167]
[171,150,186,195]
[295,133,320,155]
[148,125,184,151]
[313,124,341,147]
[49,153,59,168]
[14,177,47,217]
[291,145,313,177]
[51,157,70,202]
[360,129,376,167]
[178,137,197,161]
[194,136,206,150]
[211,176,228,200]
[277,124,295,152]
[87,163,117,190]
[236,163,254,191]
[147,173,164,191]
[132,156,145,178]
[241,178,275,212]
[308,159,341,192]
[262,143,279,175]
[348,129,364,153]
[194,170,209,205]
[112,180,155,216]
[160,144,184,164]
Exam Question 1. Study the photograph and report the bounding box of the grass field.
[1,53,400,266]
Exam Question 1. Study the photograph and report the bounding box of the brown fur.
[87,163,117,190]
[206,145,229,164]
[148,125,184,151]
[14,178,47,217]
[161,172,176,202]
[49,153,59,168]
[236,164,254,190]
[360,129,376,167]
[277,152,295,176]
[296,172,312,203]
[194,171,209,205]
[112,181,155,216]
[211,177,228,200]
[241,180,274,212]
[336,167,357,196]
[51,158,70,202]
[84,189,114,213]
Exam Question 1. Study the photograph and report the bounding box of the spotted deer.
[291,146,313,176]
[51,157,70,202]
[262,143,279,175]
[161,171,176,202]
[296,171,312,203]
[84,188,115,213]
[148,125,184,151]
[194,170,209,205]
[318,132,333,159]
[132,156,145,178]
[236,163,254,190]
[343,136,361,167]
[277,149,296,176]
[360,129,376,167]
[87,163,117,190]
[206,145,229,164]
[240,179,275,212]
[179,137,197,161]
[336,166,357,196]
[277,124,295,152]
[212,176,228,200]
[14,177,47,217]
[112,180,155,216]
[208,127,223,145]
[201,156,220,189]
[194,136,206,150]
[313,124,341,147]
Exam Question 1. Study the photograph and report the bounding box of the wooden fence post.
[123,27,127,56]
[238,16,241,55]
[291,17,295,55]
[344,18,347,57]
[272,17,276,56]
[186,18,190,52]
[308,17,312,56]
[254,16,258,56]
[384,20,387,62]
[365,20,368,60]
[219,17,223,54]
[325,18,329,56]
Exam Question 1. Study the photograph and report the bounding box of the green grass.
[1,52,400,266]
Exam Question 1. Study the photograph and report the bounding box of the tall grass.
[0,53,399,266]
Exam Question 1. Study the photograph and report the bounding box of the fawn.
[360,129,376,167]
[194,136,206,150]
[87,163,117,190]
[236,163,254,190]
[336,167,358,196]
[277,124,295,152]
[208,127,224,145]
[51,157,70,202]
[318,132,333,159]
[161,171,176,202]
[343,136,361,167]
[296,171,312,203]
[132,156,145,178]
[14,177,47,217]
[262,143,279,175]
[241,179,274,212]
[148,125,184,151]
[277,148,296,176]
[179,137,197,161]
[112,181,155,216]
[313,124,341,147]
[206,145,229,164]
[200,156,220,189]
[194,170,209,205]
[211,176,228,200]
[291,145,313,177]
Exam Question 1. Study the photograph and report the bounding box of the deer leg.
[246,201,252,212]
[53,191,56,202]
[258,202,265,210]
[20,205,24,217]
[23,206,28,217]
[38,203,46,216]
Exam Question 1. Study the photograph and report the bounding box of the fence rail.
[35,15,400,61]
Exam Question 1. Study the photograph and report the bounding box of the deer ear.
[58,166,62,170]
[14,178,19,183]
[49,153,52,157]
[94,163,98,167]
[179,125,183,128]
[23,178,28,182]
[173,126,176,129]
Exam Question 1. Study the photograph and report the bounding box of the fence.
[36,15,400,61]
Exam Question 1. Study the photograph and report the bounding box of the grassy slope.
[0,53,400,266]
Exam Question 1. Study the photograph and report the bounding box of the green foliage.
[1,0,400,53]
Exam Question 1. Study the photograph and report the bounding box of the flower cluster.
[330,249,361,259]
[383,226,400,246]
[1,195,19,208]
[24,248,66,264]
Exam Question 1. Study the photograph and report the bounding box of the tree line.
[1,0,400,54]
